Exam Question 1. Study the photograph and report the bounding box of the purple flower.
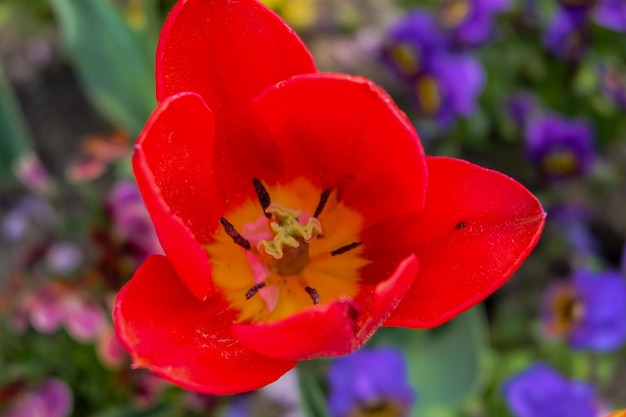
[524,113,595,179]
[548,204,598,258]
[543,8,590,60]
[45,241,83,275]
[594,0,626,31]
[5,379,73,417]
[381,10,446,80]
[327,347,416,417]
[1,195,56,242]
[437,0,510,48]
[107,180,163,262]
[506,92,539,128]
[502,363,599,417]
[542,269,626,352]
[413,53,485,127]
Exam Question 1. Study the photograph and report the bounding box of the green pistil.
[258,203,322,275]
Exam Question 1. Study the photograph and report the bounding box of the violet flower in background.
[4,378,73,417]
[437,0,510,48]
[1,194,56,242]
[506,92,539,128]
[381,10,445,80]
[413,53,485,127]
[543,7,590,61]
[594,0,626,31]
[502,362,599,417]
[44,241,83,275]
[548,204,599,260]
[542,269,626,352]
[327,347,416,417]
[107,180,163,262]
[524,113,595,179]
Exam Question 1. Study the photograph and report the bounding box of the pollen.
[205,177,368,323]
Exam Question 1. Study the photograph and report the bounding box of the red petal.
[156,0,316,202]
[386,157,545,328]
[134,93,220,300]
[114,255,296,394]
[232,255,419,361]
[232,299,360,361]
[355,254,419,343]
[252,73,427,228]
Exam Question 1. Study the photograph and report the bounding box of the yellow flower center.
[350,400,405,417]
[439,0,471,29]
[541,149,579,176]
[548,286,585,335]
[415,76,441,116]
[388,42,420,76]
[206,177,369,323]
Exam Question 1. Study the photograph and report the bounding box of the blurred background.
[1,0,626,416]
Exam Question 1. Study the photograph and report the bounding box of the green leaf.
[0,65,34,183]
[46,0,156,135]
[297,361,333,417]
[370,307,490,417]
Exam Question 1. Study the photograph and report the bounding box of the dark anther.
[220,217,251,250]
[313,189,331,218]
[252,178,272,218]
[455,221,467,230]
[245,281,266,300]
[330,242,362,256]
[304,286,320,304]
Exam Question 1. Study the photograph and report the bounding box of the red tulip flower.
[114,0,545,394]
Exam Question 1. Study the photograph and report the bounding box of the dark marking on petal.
[252,178,272,218]
[330,242,362,256]
[455,221,467,230]
[220,217,251,250]
[313,189,331,218]
[245,281,266,300]
[304,286,320,304]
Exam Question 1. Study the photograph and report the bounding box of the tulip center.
[257,203,322,275]
[206,177,368,323]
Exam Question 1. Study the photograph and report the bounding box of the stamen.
[330,242,362,256]
[252,178,272,218]
[313,189,331,218]
[220,217,251,250]
[245,281,266,300]
[304,286,320,304]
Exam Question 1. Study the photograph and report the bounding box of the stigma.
[257,203,322,275]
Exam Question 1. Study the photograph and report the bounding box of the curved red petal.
[355,255,419,343]
[252,73,427,228]
[232,299,360,361]
[134,92,220,300]
[386,157,545,328]
[114,255,296,394]
[232,255,418,361]
[156,0,316,202]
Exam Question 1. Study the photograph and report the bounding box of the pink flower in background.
[4,379,73,417]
